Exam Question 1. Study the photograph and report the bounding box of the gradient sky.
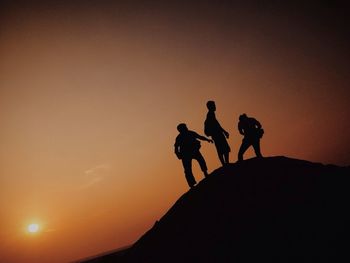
[1,1,349,262]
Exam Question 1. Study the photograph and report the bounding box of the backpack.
[257,128,264,138]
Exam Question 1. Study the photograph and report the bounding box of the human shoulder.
[188,130,198,136]
[250,117,260,123]
[175,133,183,143]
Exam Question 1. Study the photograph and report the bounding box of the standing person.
[174,123,213,188]
[237,113,264,161]
[204,101,231,166]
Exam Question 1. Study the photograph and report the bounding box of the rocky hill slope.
[82,157,350,262]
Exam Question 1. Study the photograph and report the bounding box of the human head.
[177,123,188,133]
[206,100,216,111]
[239,113,248,121]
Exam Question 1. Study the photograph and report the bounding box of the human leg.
[182,157,196,187]
[238,139,251,161]
[194,151,209,177]
[213,135,230,166]
[217,152,225,166]
[224,152,229,165]
[213,139,225,166]
[252,139,263,158]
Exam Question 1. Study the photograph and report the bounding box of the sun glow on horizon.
[27,223,40,233]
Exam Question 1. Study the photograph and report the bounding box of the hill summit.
[82,156,350,263]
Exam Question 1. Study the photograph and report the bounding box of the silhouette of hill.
[73,246,131,263]
[81,156,350,263]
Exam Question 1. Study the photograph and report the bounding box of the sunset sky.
[1,1,349,262]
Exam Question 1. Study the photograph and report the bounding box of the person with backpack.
[204,101,231,166]
[237,113,264,161]
[174,123,213,188]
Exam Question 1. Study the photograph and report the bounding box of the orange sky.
[1,1,349,262]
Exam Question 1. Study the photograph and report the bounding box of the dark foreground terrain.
[80,156,350,262]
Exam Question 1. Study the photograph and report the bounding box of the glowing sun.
[27,223,40,233]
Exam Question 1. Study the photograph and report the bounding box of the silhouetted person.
[174,123,213,188]
[237,113,264,161]
[204,101,231,166]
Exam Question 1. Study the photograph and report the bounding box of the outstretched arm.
[194,132,213,143]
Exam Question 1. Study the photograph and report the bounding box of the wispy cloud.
[80,164,111,189]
